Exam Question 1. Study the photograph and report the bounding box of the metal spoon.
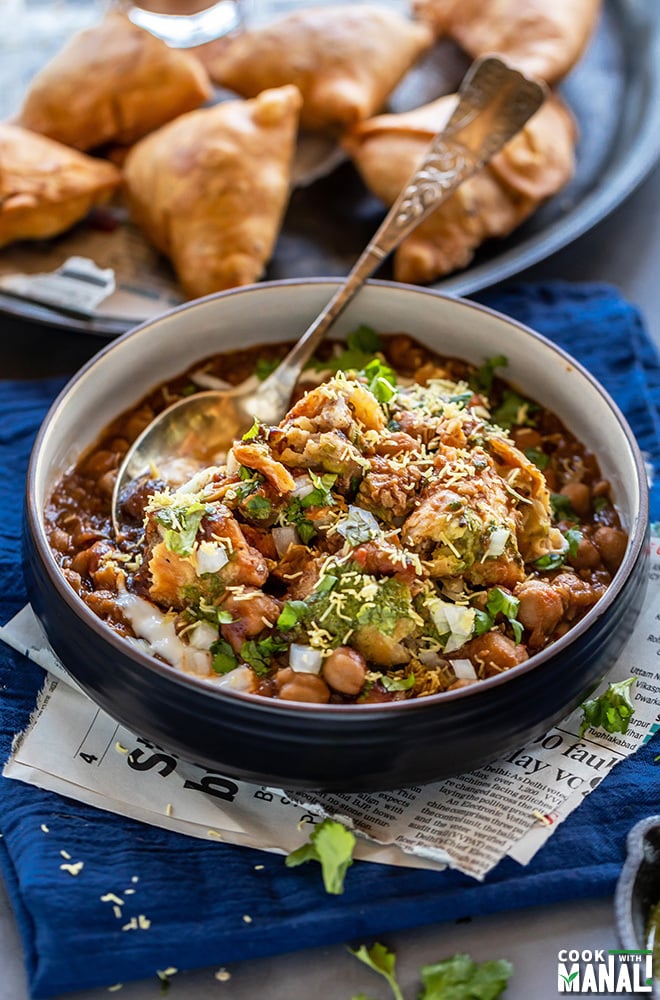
[112,56,546,535]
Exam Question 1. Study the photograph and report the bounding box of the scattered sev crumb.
[215,969,231,982]
[113,906,123,920]
[165,803,173,817]
[40,824,49,833]
[131,876,139,883]
[158,968,178,978]
[138,914,151,929]
[242,915,252,924]
[207,829,223,840]
[253,864,265,871]
[532,810,553,826]
[124,888,136,895]
[60,850,72,860]
[101,893,124,906]
[107,985,123,992]
[60,861,84,876]
[115,742,129,754]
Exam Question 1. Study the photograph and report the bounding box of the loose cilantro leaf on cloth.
[419,953,513,1000]
[579,677,637,738]
[285,818,356,895]
[349,943,404,1000]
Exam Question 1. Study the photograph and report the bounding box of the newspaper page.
[2,536,659,880]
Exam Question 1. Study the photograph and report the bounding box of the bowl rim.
[25,277,651,718]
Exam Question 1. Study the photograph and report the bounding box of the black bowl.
[23,280,650,790]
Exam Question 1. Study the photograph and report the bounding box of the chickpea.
[516,580,564,648]
[569,536,601,570]
[274,668,330,704]
[49,528,72,553]
[97,469,117,498]
[80,449,117,478]
[322,647,367,695]
[593,526,627,572]
[463,632,529,677]
[559,481,591,519]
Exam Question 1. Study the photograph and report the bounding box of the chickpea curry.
[46,328,628,705]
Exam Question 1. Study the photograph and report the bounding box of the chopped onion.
[451,658,477,680]
[181,648,213,676]
[289,644,323,674]
[484,526,510,558]
[213,665,256,692]
[195,540,229,575]
[272,525,300,557]
[187,621,219,650]
[291,476,315,499]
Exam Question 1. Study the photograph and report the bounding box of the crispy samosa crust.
[0,123,121,249]
[15,11,212,151]
[342,91,576,285]
[123,86,302,299]
[200,4,433,133]
[413,0,601,85]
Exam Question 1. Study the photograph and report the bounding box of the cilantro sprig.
[474,587,523,643]
[349,943,513,1000]
[285,818,356,894]
[311,325,383,373]
[579,677,637,738]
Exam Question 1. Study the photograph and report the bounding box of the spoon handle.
[262,56,546,405]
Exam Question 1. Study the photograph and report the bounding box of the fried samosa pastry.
[0,123,121,249]
[123,86,302,298]
[413,0,601,85]
[200,5,433,133]
[342,92,576,285]
[14,11,212,151]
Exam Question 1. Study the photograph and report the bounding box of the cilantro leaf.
[302,471,337,509]
[242,417,261,441]
[255,356,279,381]
[276,600,308,631]
[524,447,549,470]
[550,493,578,522]
[475,588,523,644]
[240,636,287,676]
[349,942,404,1000]
[381,673,415,692]
[312,325,383,374]
[245,495,272,520]
[285,818,356,895]
[154,502,207,557]
[471,355,508,395]
[210,639,238,675]
[579,677,637,738]
[491,389,537,430]
[362,358,398,403]
[419,953,513,1000]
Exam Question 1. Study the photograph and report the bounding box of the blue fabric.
[0,281,659,999]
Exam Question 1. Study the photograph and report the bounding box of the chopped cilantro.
[154,502,208,557]
[245,495,272,520]
[285,818,356,895]
[491,389,537,429]
[210,639,238,675]
[449,390,474,408]
[284,498,317,543]
[419,953,513,999]
[524,447,549,470]
[302,471,337,509]
[593,496,609,512]
[550,493,578,522]
[472,354,507,394]
[315,573,338,595]
[474,588,523,644]
[579,676,637,738]
[362,357,398,403]
[381,673,415,692]
[234,469,263,501]
[276,600,308,631]
[311,325,383,374]
[242,418,261,441]
[240,636,287,675]
[534,527,581,571]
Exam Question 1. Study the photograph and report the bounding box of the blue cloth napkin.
[1,282,659,999]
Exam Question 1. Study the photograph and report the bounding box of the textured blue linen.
[0,282,659,999]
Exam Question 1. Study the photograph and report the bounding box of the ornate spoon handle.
[263,56,546,406]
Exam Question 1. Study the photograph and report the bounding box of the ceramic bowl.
[23,279,650,790]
